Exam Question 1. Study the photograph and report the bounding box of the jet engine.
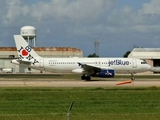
[92,70,115,77]
[72,68,83,73]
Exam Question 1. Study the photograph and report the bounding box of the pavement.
[0,79,159,87]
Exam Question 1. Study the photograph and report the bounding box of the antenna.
[93,39,101,56]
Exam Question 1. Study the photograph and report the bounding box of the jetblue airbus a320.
[11,35,151,81]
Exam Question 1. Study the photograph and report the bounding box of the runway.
[0,79,159,87]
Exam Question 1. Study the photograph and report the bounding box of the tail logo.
[18,46,31,57]
[22,49,29,56]
[17,45,39,65]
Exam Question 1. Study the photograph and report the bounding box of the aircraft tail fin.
[14,35,41,61]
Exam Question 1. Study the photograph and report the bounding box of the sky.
[1,0,160,57]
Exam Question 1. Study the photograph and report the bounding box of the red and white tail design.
[14,35,41,63]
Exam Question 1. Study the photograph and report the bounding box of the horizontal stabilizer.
[11,59,31,65]
[18,59,32,66]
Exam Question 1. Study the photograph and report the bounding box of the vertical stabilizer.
[14,35,41,61]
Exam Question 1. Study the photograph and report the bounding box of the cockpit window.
[141,60,147,64]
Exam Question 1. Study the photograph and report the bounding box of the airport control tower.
[20,26,36,47]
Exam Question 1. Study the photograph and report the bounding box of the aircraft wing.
[79,62,113,74]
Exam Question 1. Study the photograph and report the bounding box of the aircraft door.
[39,59,44,68]
[132,59,137,68]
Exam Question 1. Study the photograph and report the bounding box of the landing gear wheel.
[131,77,135,81]
[81,75,91,81]
[81,75,86,80]
[86,76,91,81]
[131,73,135,81]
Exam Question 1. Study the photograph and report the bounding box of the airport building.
[128,48,160,73]
[0,26,83,73]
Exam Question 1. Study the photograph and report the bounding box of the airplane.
[11,35,151,81]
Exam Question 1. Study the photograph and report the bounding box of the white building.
[128,48,160,73]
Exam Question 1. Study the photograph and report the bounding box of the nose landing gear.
[131,73,135,87]
[131,73,135,81]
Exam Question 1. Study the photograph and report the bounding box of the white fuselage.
[12,57,151,74]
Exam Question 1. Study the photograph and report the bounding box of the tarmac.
[0,79,159,87]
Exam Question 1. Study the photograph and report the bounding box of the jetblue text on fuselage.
[108,59,129,66]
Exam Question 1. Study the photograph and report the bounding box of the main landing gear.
[81,74,91,81]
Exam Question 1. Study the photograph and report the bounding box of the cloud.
[2,0,160,56]
[3,0,116,24]
[139,0,160,15]
[3,0,29,24]
[29,0,117,26]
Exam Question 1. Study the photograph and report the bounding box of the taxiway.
[0,79,159,87]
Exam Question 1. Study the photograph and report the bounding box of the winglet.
[77,62,82,66]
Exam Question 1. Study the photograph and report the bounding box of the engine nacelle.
[100,70,114,77]
[72,68,83,73]
[92,70,115,77]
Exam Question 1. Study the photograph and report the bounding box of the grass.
[0,87,160,119]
